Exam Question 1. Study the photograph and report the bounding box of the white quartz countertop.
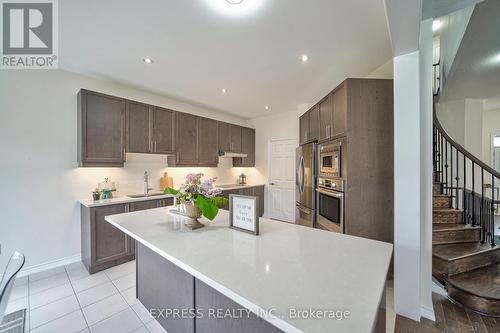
[79,193,174,208]
[79,184,265,208]
[105,208,392,333]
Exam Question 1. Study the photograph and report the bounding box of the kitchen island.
[105,207,392,333]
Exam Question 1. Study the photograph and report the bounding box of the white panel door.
[268,139,297,222]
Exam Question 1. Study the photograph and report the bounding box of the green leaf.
[165,187,178,195]
[210,196,229,208]
[197,195,219,221]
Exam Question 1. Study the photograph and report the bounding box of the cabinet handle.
[125,204,130,213]
[123,148,126,162]
[176,151,180,161]
[154,141,157,152]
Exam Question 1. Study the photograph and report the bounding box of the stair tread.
[434,208,463,213]
[447,262,500,300]
[433,243,500,261]
[433,194,451,198]
[433,224,481,232]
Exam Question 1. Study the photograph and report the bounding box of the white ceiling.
[59,0,392,119]
[440,0,500,105]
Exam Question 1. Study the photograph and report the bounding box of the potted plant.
[164,173,228,229]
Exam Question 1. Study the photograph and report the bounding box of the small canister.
[238,173,247,185]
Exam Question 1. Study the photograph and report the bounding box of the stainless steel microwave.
[319,140,342,178]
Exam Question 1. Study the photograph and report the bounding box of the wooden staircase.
[432,181,500,316]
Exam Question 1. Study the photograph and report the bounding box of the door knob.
[269,182,275,186]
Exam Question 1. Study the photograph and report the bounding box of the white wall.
[439,5,474,80]
[366,59,394,79]
[0,69,261,271]
[419,18,434,321]
[249,111,299,217]
[393,51,422,321]
[482,109,500,166]
[437,98,483,157]
[436,99,466,144]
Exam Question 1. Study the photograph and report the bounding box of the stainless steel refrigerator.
[295,142,317,227]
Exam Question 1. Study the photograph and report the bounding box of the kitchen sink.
[127,193,166,199]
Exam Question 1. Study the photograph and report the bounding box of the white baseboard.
[421,305,436,321]
[432,280,447,296]
[17,254,81,278]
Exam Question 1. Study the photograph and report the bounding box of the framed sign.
[229,194,259,235]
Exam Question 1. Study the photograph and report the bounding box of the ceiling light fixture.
[142,57,154,64]
[221,88,228,93]
[204,0,264,16]
[265,106,270,110]
[300,55,310,63]
[432,20,441,32]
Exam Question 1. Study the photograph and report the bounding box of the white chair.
[0,252,25,324]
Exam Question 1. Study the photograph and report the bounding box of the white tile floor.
[6,261,167,333]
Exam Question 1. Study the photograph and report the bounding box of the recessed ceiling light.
[300,55,310,63]
[265,106,270,110]
[142,57,154,64]
[204,0,263,16]
[221,88,228,93]
[432,20,441,32]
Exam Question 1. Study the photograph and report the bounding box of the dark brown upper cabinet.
[78,89,126,167]
[229,124,242,153]
[319,95,333,141]
[169,114,219,167]
[78,89,254,168]
[218,122,242,153]
[126,101,151,154]
[299,105,320,145]
[152,107,175,154]
[126,103,175,155]
[233,127,255,167]
[332,83,347,137]
[308,105,320,142]
[218,122,231,152]
[299,112,309,145]
[173,112,198,165]
[197,117,219,165]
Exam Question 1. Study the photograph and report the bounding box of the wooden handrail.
[433,105,500,179]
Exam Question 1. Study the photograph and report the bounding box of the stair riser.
[432,229,480,245]
[433,210,463,224]
[432,249,500,278]
[433,183,443,195]
[448,286,500,317]
[433,196,452,208]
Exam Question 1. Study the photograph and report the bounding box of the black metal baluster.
[441,134,444,183]
[491,175,495,247]
[445,141,449,195]
[481,169,485,243]
[456,147,459,210]
[472,162,475,226]
[463,155,467,224]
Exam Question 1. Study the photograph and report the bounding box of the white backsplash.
[71,153,263,199]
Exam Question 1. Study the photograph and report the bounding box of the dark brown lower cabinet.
[136,242,283,333]
[81,198,173,274]
[81,203,134,274]
[137,243,195,333]
[195,279,283,333]
[221,186,264,217]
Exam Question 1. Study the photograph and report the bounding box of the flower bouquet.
[164,173,229,229]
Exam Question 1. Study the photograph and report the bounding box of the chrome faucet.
[143,171,150,196]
